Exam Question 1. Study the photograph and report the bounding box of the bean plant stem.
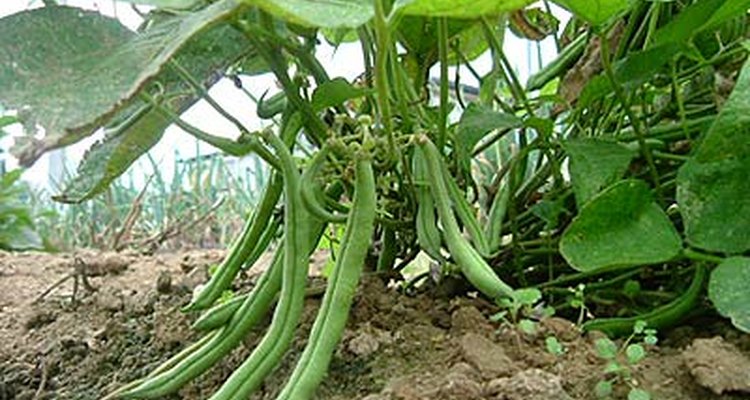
[437,17,449,149]
[682,248,724,264]
[373,0,397,157]
[169,60,251,135]
[598,31,662,198]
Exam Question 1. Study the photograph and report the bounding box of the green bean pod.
[300,145,348,223]
[486,178,511,253]
[277,154,376,399]
[206,129,313,400]
[418,137,515,300]
[376,225,398,272]
[443,164,492,257]
[525,33,586,91]
[257,91,288,119]
[183,174,282,311]
[119,248,285,398]
[582,265,707,337]
[191,292,250,332]
[412,149,446,262]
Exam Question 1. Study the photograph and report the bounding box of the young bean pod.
[582,265,706,337]
[412,149,446,262]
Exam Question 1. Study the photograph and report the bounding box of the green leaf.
[563,138,635,206]
[518,319,537,335]
[0,115,17,129]
[625,344,646,364]
[595,338,618,359]
[112,0,200,8]
[651,0,750,48]
[52,17,254,203]
[392,0,533,18]
[311,77,370,112]
[628,389,651,400]
[456,103,522,173]
[677,58,750,254]
[250,0,374,28]
[512,288,542,306]
[594,380,613,398]
[560,180,682,272]
[552,0,633,26]
[708,257,750,333]
[545,336,565,355]
[1,0,242,166]
[53,110,168,204]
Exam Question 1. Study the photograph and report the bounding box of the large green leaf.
[250,0,374,28]
[392,0,532,18]
[53,110,168,204]
[651,0,750,48]
[560,180,682,272]
[708,257,750,333]
[53,21,254,204]
[563,138,635,206]
[113,0,200,8]
[1,0,242,166]
[676,58,750,254]
[552,0,633,26]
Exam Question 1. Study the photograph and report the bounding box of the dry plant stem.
[112,174,153,251]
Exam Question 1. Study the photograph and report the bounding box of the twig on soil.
[34,256,97,304]
[33,358,48,400]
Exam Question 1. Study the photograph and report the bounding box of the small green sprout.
[593,320,655,399]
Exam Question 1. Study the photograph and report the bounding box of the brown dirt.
[1,249,749,400]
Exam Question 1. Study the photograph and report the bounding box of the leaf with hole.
[560,180,682,272]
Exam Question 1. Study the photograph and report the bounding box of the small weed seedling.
[593,321,657,400]
[491,288,555,336]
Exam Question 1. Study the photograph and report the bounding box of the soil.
[1,249,749,400]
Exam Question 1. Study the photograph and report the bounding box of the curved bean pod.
[277,153,376,399]
[300,145,348,223]
[582,265,706,337]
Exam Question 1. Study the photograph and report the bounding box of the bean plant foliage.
[2,0,750,398]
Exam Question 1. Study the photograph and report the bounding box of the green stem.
[437,17,450,149]
[598,31,662,197]
[169,60,251,135]
[373,0,396,157]
[682,248,724,264]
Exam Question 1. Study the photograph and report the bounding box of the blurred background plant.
[26,147,269,253]
[0,114,46,251]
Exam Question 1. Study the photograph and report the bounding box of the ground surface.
[1,249,749,400]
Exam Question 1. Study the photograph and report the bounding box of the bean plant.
[2,0,750,399]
